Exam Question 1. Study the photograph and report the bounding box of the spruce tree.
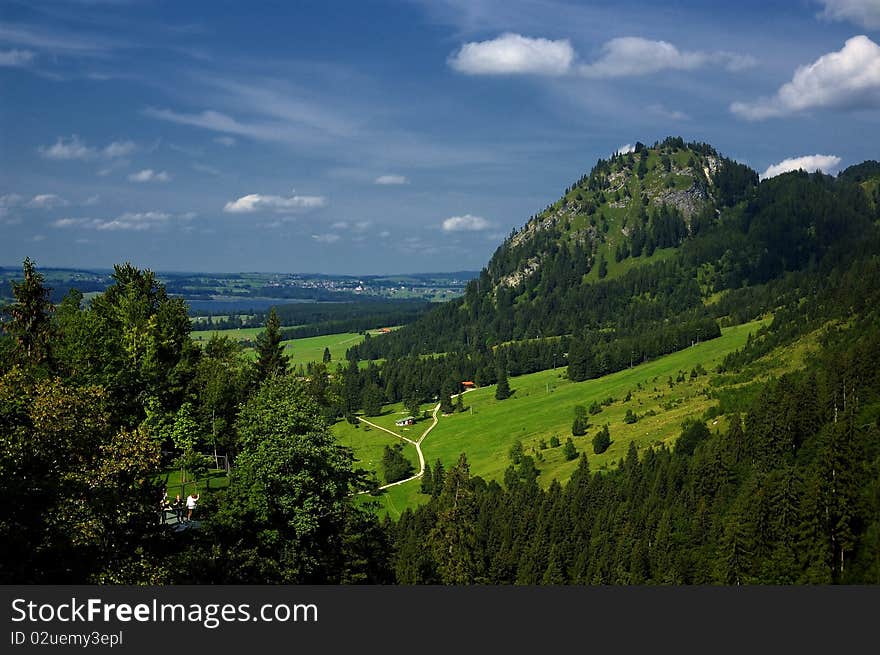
[322,347,331,364]
[495,368,511,400]
[419,462,433,495]
[3,258,55,368]
[255,308,288,379]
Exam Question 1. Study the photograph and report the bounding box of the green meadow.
[352,317,802,518]
[192,329,373,368]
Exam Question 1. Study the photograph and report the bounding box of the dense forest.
[1,138,879,584]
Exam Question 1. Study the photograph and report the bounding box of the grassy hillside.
[353,316,830,518]
[192,329,380,368]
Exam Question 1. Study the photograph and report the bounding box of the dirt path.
[359,402,438,489]
[358,388,474,491]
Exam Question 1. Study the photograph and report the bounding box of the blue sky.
[1,0,879,274]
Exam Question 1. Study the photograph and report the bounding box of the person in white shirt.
[186,492,200,521]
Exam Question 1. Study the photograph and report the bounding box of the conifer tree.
[495,368,511,400]
[255,308,288,379]
[3,258,54,368]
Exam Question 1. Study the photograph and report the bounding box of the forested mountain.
[352,139,878,369]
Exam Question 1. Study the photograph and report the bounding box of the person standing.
[173,494,185,523]
[186,492,200,521]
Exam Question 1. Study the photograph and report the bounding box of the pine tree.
[592,425,611,454]
[322,347,331,364]
[362,382,384,417]
[419,461,433,495]
[495,368,511,400]
[572,404,588,436]
[563,437,578,461]
[255,308,288,379]
[3,258,55,368]
[455,393,465,413]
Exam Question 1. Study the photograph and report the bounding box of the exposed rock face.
[499,256,541,288]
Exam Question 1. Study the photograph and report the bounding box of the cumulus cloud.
[760,154,843,180]
[442,214,491,232]
[27,194,68,209]
[732,35,880,120]
[51,211,192,231]
[223,193,326,213]
[0,49,35,67]
[39,135,135,161]
[375,174,409,185]
[312,233,341,244]
[818,0,880,29]
[579,37,755,78]
[615,144,636,155]
[448,33,574,75]
[128,169,171,183]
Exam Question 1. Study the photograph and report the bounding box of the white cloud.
[102,140,136,158]
[760,154,842,180]
[39,135,135,161]
[375,174,409,185]
[818,0,880,29]
[448,33,574,75]
[0,49,35,67]
[39,135,93,160]
[312,233,341,244]
[731,35,880,120]
[52,211,182,231]
[128,169,171,183]
[615,144,635,155]
[442,214,491,232]
[223,193,326,213]
[580,37,754,78]
[83,194,101,206]
[27,194,68,209]
[213,136,236,146]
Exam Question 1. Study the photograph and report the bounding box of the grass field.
[191,329,382,368]
[353,317,817,518]
[157,467,229,499]
[333,418,420,484]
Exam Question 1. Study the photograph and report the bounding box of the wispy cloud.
[128,169,171,183]
[39,135,135,161]
[817,0,880,29]
[731,35,880,120]
[27,194,68,209]
[449,33,574,75]
[760,154,842,180]
[52,210,192,231]
[442,214,491,232]
[579,37,755,78]
[615,144,635,155]
[223,193,326,213]
[312,233,341,244]
[0,49,35,67]
[375,174,409,185]
[213,136,236,147]
[0,24,118,57]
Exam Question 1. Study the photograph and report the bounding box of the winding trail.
[359,389,473,491]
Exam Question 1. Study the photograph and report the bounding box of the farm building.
[461,381,476,389]
[395,416,415,426]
